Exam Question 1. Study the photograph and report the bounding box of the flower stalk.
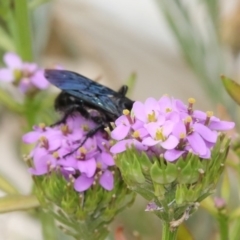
[162,222,178,240]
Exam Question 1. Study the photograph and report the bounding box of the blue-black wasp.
[44,69,134,155]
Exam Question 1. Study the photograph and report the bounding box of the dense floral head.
[110,96,235,161]
[22,114,115,192]
[0,52,49,94]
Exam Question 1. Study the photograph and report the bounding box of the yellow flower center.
[188,98,196,104]
[97,162,102,169]
[185,116,192,123]
[79,147,87,154]
[13,69,22,83]
[155,128,165,141]
[39,136,48,148]
[205,111,213,125]
[52,151,59,159]
[61,125,71,135]
[82,124,89,131]
[179,133,186,139]
[132,131,140,138]
[38,123,46,129]
[148,111,157,122]
[123,109,130,115]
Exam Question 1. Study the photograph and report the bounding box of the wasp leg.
[118,85,128,96]
[63,123,105,158]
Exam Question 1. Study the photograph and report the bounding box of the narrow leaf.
[125,72,137,97]
[0,194,39,213]
[0,174,18,194]
[221,75,240,105]
[0,26,16,51]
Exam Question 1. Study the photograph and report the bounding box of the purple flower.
[110,96,235,162]
[23,114,115,192]
[0,52,49,94]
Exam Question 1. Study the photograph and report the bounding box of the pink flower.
[110,96,235,162]
[0,52,49,93]
[23,114,115,192]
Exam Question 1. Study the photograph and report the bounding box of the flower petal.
[145,97,159,112]
[31,70,49,89]
[0,68,14,82]
[161,135,179,149]
[193,110,207,120]
[132,101,146,122]
[194,123,217,143]
[164,149,185,161]
[208,121,235,131]
[77,158,96,177]
[100,152,115,166]
[162,120,174,136]
[74,175,94,192]
[99,170,114,191]
[4,52,22,69]
[111,124,130,140]
[158,95,172,112]
[175,99,187,111]
[199,148,211,159]
[142,137,159,146]
[22,131,40,143]
[110,139,133,153]
[172,121,186,138]
[144,122,159,138]
[187,132,207,155]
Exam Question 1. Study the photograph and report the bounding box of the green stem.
[40,210,58,240]
[217,213,229,240]
[162,222,178,240]
[14,0,33,61]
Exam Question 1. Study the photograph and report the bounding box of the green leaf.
[129,154,145,184]
[0,89,24,113]
[14,0,33,61]
[0,174,19,194]
[221,75,240,105]
[0,194,39,213]
[0,26,16,51]
[125,72,137,97]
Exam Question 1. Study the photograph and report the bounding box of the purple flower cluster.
[0,52,49,94]
[22,115,115,192]
[110,96,235,161]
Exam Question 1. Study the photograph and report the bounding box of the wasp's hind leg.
[63,123,105,158]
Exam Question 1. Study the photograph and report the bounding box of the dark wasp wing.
[45,69,124,117]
